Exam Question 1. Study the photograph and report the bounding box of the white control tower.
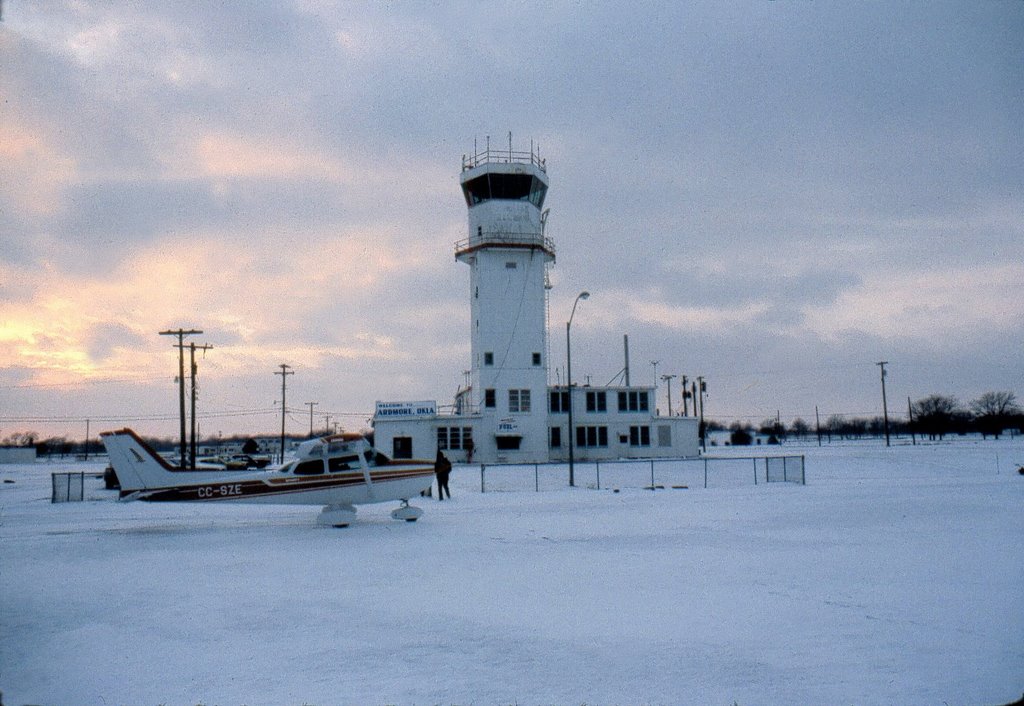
[456,139,554,460]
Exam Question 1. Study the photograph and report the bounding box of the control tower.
[455,139,554,460]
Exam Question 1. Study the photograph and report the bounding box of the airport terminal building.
[372,142,699,464]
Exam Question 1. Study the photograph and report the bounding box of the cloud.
[1,1,1021,436]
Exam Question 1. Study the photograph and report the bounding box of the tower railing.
[462,146,546,172]
[454,231,556,258]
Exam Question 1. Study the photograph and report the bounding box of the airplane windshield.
[364,450,391,466]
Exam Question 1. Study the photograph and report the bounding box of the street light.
[566,291,590,487]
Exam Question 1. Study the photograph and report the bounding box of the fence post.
[753,457,758,485]
[801,455,806,485]
[481,464,486,493]
[650,460,655,488]
[535,463,539,492]
[596,460,601,490]
[703,457,708,489]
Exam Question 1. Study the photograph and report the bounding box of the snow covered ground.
[2,439,1022,706]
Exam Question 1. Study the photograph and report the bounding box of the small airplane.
[100,428,436,527]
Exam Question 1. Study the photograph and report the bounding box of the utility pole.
[276,364,294,463]
[907,396,917,446]
[189,342,213,469]
[815,405,822,446]
[697,376,706,452]
[306,402,318,437]
[660,374,676,416]
[159,328,202,468]
[877,361,891,447]
[84,419,90,461]
[681,375,689,416]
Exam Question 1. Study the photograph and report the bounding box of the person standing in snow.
[435,449,452,500]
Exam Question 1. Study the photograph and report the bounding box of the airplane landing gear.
[318,504,357,528]
[390,499,423,523]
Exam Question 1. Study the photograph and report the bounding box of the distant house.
[0,446,37,464]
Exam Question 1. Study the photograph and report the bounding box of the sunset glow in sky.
[1,2,1021,440]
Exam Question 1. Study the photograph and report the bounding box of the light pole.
[566,291,589,487]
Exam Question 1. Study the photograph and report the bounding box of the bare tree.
[912,395,961,440]
[970,391,1020,439]
[790,418,810,439]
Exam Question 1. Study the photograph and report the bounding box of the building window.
[549,390,569,413]
[437,426,473,451]
[575,426,608,448]
[532,352,542,366]
[586,390,607,412]
[496,436,521,450]
[509,389,531,413]
[618,390,650,412]
[550,427,562,448]
[506,261,517,269]
[484,389,496,408]
[484,352,494,366]
[629,425,651,447]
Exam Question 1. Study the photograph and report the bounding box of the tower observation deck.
[455,142,555,260]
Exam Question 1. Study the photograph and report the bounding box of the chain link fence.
[478,455,805,492]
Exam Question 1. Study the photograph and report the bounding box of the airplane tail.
[100,428,180,494]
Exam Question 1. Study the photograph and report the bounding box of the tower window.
[484,352,494,366]
[484,389,496,408]
[461,173,547,208]
[586,390,607,412]
[509,389,531,413]
[532,352,542,366]
[506,262,517,269]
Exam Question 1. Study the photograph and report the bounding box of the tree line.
[713,391,1021,444]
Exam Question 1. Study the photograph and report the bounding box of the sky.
[1,1,1021,441]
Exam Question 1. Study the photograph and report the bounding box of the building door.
[392,436,413,459]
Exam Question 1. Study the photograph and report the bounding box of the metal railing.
[454,231,556,257]
[462,145,546,172]
[477,455,806,492]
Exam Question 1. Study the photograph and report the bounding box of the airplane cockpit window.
[327,455,359,472]
[293,459,325,475]
[365,450,391,466]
